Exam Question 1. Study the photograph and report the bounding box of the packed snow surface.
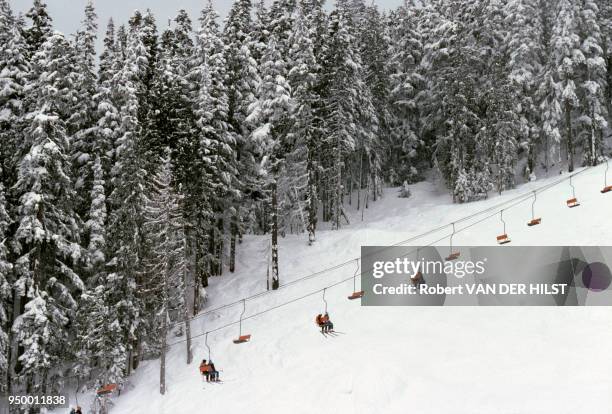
[102,166,612,413]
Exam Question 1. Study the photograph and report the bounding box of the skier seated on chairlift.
[69,406,83,414]
[199,359,210,381]
[199,359,220,382]
[316,312,334,333]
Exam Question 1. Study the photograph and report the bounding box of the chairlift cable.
[169,165,599,330]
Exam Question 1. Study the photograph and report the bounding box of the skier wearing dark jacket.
[209,361,219,382]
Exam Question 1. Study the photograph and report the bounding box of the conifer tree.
[247,38,293,288]
[287,2,320,244]
[598,0,612,123]
[387,3,424,185]
[23,0,52,59]
[268,0,296,59]
[359,5,389,191]
[106,18,150,375]
[223,0,259,272]
[552,0,584,172]
[194,1,240,279]
[0,170,11,394]
[13,32,84,393]
[0,0,29,187]
[505,0,544,177]
[251,0,271,66]
[578,0,608,165]
[320,3,376,226]
[94,19,121,179]
[71,1,98,219]
[142,157,186,394]
[86,155,107,281]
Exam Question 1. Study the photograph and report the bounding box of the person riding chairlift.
[209,361,219,382]
[316,312,334,333]
[199,358,220,382]
[199,359,210,381]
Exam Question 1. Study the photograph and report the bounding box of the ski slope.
[108,165,612,414]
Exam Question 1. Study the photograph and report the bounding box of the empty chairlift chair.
[348,259,364,300]
[96,383,117,397]
[496,210,511,245]
[446,223,460,261]
[566,174,580,208]
[527,191,542,227]
[233,299,251,344]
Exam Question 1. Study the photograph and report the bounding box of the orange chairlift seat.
[527,191,542,227]
[96,383,117,396]
[566,174,580,208]
[233,299,251,344]
[566,197,579,208]
[496,210,511,245]
[602,159,612,194]
[348,259,364,300]
[527,217,542,226]
[445,223,460,261]
[496,234,510,244]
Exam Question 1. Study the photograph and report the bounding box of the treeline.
[0,0,611,396]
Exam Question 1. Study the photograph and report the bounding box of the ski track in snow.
[93,166,612,414]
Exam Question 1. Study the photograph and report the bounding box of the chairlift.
[496,210,511,245]
[96,383,117,396]
[322,288,328,314]
[602,159,612,194]
[446,223,460,261]
[315,288,335,333]
[205,332,211,361]
[348,259,364,300]
[527,191,542,226]
[202,333,221,382]
[566,174,580,208]
[233,299,251,344]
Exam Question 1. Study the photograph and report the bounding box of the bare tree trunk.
[160,312,167,395]
[184,227,196,316]
[271,181,279,290]
[334,147,342,230]
[8,290,23,394]
[229,219,237,273]
[565,100,574,172]
[357,151,363,211]
[215,219,224,275]
[373,174,378,202]
[307,168,317,245]
[185,307,193,364]
[527,128,536,176]
[365,175,370,210]
[126,348,132,376]
[544,130,549,174]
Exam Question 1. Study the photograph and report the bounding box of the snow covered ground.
[101,165,612,413]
